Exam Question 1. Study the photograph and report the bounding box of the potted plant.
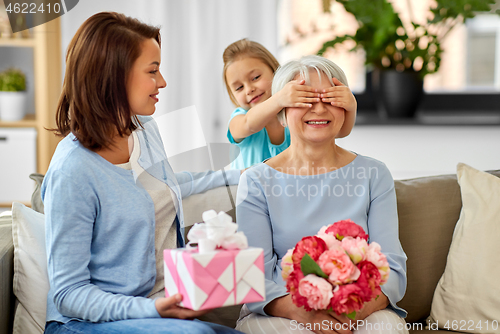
[0,67,27,121]
[318,0,499,118]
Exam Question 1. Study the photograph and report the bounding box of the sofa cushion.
[28,173,44,214]
[11,202,47,334]
[182,185,237,227]
[395,170,500,324]
[0,223,14,334]
[428,164,500,333]
[395,173,462,323]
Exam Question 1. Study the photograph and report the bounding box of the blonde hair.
[272,55,349,126]
[222,38,280,107]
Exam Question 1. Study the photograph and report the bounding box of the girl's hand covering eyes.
[276,79,321,109]
[319,77,357,114]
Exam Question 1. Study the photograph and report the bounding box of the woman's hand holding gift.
[155,294,211,319]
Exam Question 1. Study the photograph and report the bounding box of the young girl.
[223,39,357,169]
[42,12,242,334]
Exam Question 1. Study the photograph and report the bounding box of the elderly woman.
[235,55,408,334]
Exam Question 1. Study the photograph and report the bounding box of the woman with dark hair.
[42,12,242,334]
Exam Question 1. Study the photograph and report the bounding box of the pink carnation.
[292,236,328,270]
[281,248,294,280]
[284,218,389,314]
[341,237,368,264]
[317,247,360,284]
[365,242,390,283]
[286,270,310,310]
[330,283,365,316]
[298,275,334,310]
[325,220,368,241]
[317,226,342,249]
[356,261,382,302]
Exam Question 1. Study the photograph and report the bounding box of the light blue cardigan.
[236,156,407,318]
[42,116,240,323]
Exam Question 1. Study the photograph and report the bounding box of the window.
[278,0,500,116]
[466,15,500,90]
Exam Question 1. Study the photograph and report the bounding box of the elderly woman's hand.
[327,292,390,333]
[265,294,355,334]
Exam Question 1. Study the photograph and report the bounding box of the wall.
[337,125,500,180]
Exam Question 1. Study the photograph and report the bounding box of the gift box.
[164,246,265,310]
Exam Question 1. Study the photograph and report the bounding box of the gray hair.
[272,55,349,126]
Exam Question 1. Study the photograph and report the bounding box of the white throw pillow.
[428,163,500,333]
[11,202,48,334]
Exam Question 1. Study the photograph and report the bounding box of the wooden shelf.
[0,113,36,127]
[0,17,61,205]
[0,202,30,208]
[0,20,62,175]
[0,37,36,48]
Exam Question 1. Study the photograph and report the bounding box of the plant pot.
[372,69,424,118]
[0,91,27,121]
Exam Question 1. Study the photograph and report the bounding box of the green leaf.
[300,254,328,279]
[317,35,356,56]
[0,68,26,92]
[316,0,500,77]
[346,311,357,320]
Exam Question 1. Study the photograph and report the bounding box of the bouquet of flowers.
[281,219,389,319]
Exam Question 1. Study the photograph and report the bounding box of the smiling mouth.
[305,120,330,125]
[150,94,159,102]
[249,93,264,104]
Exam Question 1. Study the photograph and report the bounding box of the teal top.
[227,107,290,170]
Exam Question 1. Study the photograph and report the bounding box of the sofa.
[1,169,499,334]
